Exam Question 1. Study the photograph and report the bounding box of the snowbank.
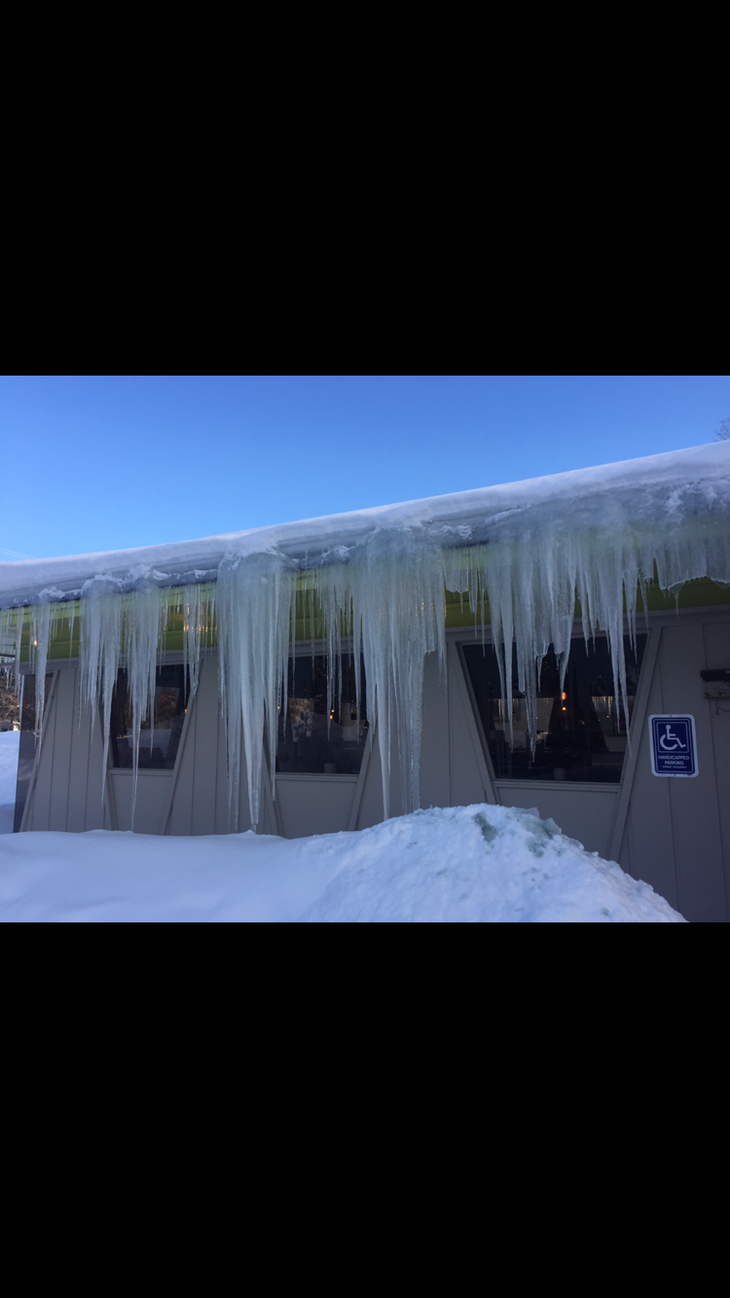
[0,730,19,835]
[0,803,686,922]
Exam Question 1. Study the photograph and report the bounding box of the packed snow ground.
[0,730,19,835]
[0,801,685,922]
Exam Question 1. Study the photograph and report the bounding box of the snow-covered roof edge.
[1,443,728,608]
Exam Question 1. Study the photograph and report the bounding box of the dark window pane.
[276,655,368,775]
[110,665,189,770]
[463,636,647,784]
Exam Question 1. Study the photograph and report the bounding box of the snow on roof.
[1,442,728,608]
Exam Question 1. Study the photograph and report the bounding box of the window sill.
[275,772,360,783]
[108,768,175,777]
[493,778,621,793]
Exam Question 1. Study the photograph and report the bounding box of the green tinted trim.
[16,574,730,661]
[444,576,730,627]
[644,576,730,610]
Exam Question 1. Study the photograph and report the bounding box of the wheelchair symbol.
[659,724,686,751]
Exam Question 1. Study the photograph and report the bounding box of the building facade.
[2,445,729,921]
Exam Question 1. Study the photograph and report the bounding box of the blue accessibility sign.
[649,715,698,778]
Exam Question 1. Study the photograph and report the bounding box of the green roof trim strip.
[9,575,729,662]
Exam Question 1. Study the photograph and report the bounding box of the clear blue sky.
[1,375,728,560]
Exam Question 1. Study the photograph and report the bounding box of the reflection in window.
[463,636,646,783]
[276,655,368,775]
[110,665,189,770]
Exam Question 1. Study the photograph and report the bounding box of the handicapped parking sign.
[649,715,698,777]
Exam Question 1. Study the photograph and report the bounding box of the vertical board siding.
[48,667,75,831]
[660,623,725,921]
[615,629,680,910]
[189,658,220,835]
[420,651,451,811]
[619,617,729,922]
[703,621,730,918]
[448,642,494,808]
[67,671,91,832]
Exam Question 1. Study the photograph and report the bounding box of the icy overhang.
[1,443,728,609]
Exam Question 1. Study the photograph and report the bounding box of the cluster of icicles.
[1,517,728,828]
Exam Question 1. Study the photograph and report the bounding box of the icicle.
[123,585,165,827]
[0,607,23,699]
[217,554,298,830]
[68,601,75,663]
[79,582,123,805]
[28,603,53,745]
[74,580,213,814]
[312,557,350,745]
[347,530,446,819]
[181,582,209,697]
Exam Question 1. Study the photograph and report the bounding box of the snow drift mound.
[298,804,685,922]
[0,802,685,922]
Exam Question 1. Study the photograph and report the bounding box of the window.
[463,636,647,783]
[275,654,368,775]
[110,665,190,770]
